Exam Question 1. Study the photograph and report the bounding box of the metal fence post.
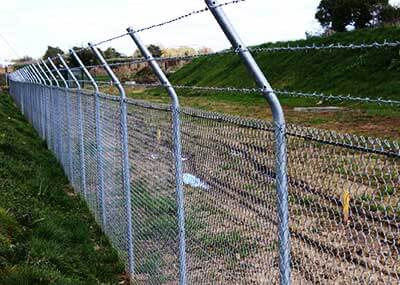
[88,43,134,277]
[42,60,61,161]
[67,50,87,199]
[58,55,76,188]
[22,69,33,123]
[30,64,46,140]
[19,70,27,116]
[205,1,291,284]
[34,63,50,143]
[24,68,34,119]
[127,27,188,285]
[70,49,106,230]
[26,67,38,129]
[49,58,68,173]
[36,62,53,150]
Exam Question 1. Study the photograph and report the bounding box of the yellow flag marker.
[157,129,161,144]
[342,190,350,224]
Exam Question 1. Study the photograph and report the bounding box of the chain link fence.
[8,80,399,284]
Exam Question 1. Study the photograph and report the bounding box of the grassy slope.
[170,27,400,100]
[0,93,124,284]
[122,27,400,138]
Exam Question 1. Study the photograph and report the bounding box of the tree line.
[316,0,400,32]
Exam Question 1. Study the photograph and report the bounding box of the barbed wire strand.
[43,39,400,74]
[48,79,400,106]
[44,0,247,63]
[16,39,400,68]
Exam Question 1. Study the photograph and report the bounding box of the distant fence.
[7,0,400,284]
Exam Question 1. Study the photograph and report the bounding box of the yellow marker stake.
[157,129,161,144]
[342,190,350,224]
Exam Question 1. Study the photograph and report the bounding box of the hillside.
[0,93,125,284]
[170,27,400,100]
[122,27,400,139]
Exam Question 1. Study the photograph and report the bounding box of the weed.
[136,253,165,275]
[197,231,254,260]
[379,186,395,197]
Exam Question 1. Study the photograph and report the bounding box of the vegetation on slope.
[0,93,124,284]
[121,27,400,138]
[170,26,400,100]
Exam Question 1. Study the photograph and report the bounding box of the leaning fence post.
[22,68,34,122]
[27,66,39,84]
[57,55,76,188]
[20,69,28,119]
[23,68,34,83]
[42,59,61,161]
[127,27,188,285]
[49,58,69,173]
[30,64,46,140]
[70,49,107,230]
[66,50,88,199]
[205,1,291,284]
[36,62,53,150]
[25,67,37,125]
[19,69,28,116]
[35,63,50,143]
[88,43,134,277]
[23,68,35,118]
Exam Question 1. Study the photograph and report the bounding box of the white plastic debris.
[150,153,159,160]
[183,173,210,190]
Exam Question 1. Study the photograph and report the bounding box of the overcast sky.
[1,0,400,64]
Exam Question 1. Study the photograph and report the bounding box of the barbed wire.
[251,40,400,53]
[48,78,399,106]
[47,38,400,71]
[130,0,245,34]
[172,85,400,106]
[51,0,246,60]
[275,89,400,106]
[49,38,400,74]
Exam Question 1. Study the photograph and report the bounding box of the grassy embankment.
[114,26,400,139]
[0,92,125,284]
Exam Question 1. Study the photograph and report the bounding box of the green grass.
[170,26,400,101]
[120,27,400,139]
[0,93,124,284]
[197,231,253,260]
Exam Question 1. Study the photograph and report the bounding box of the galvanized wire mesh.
[126,99,180,283]
[8,81,400,284]
[98,95,129,265]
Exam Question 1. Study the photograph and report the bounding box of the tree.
[148,45,162,58]
[316,0,351,32]
[103,47,123,59]
[67,47,98,68]
[352,0,388,29]
[315,0,388,32]
[379,4,400,25]
[133,44,162,58]
[42,46,64,60]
